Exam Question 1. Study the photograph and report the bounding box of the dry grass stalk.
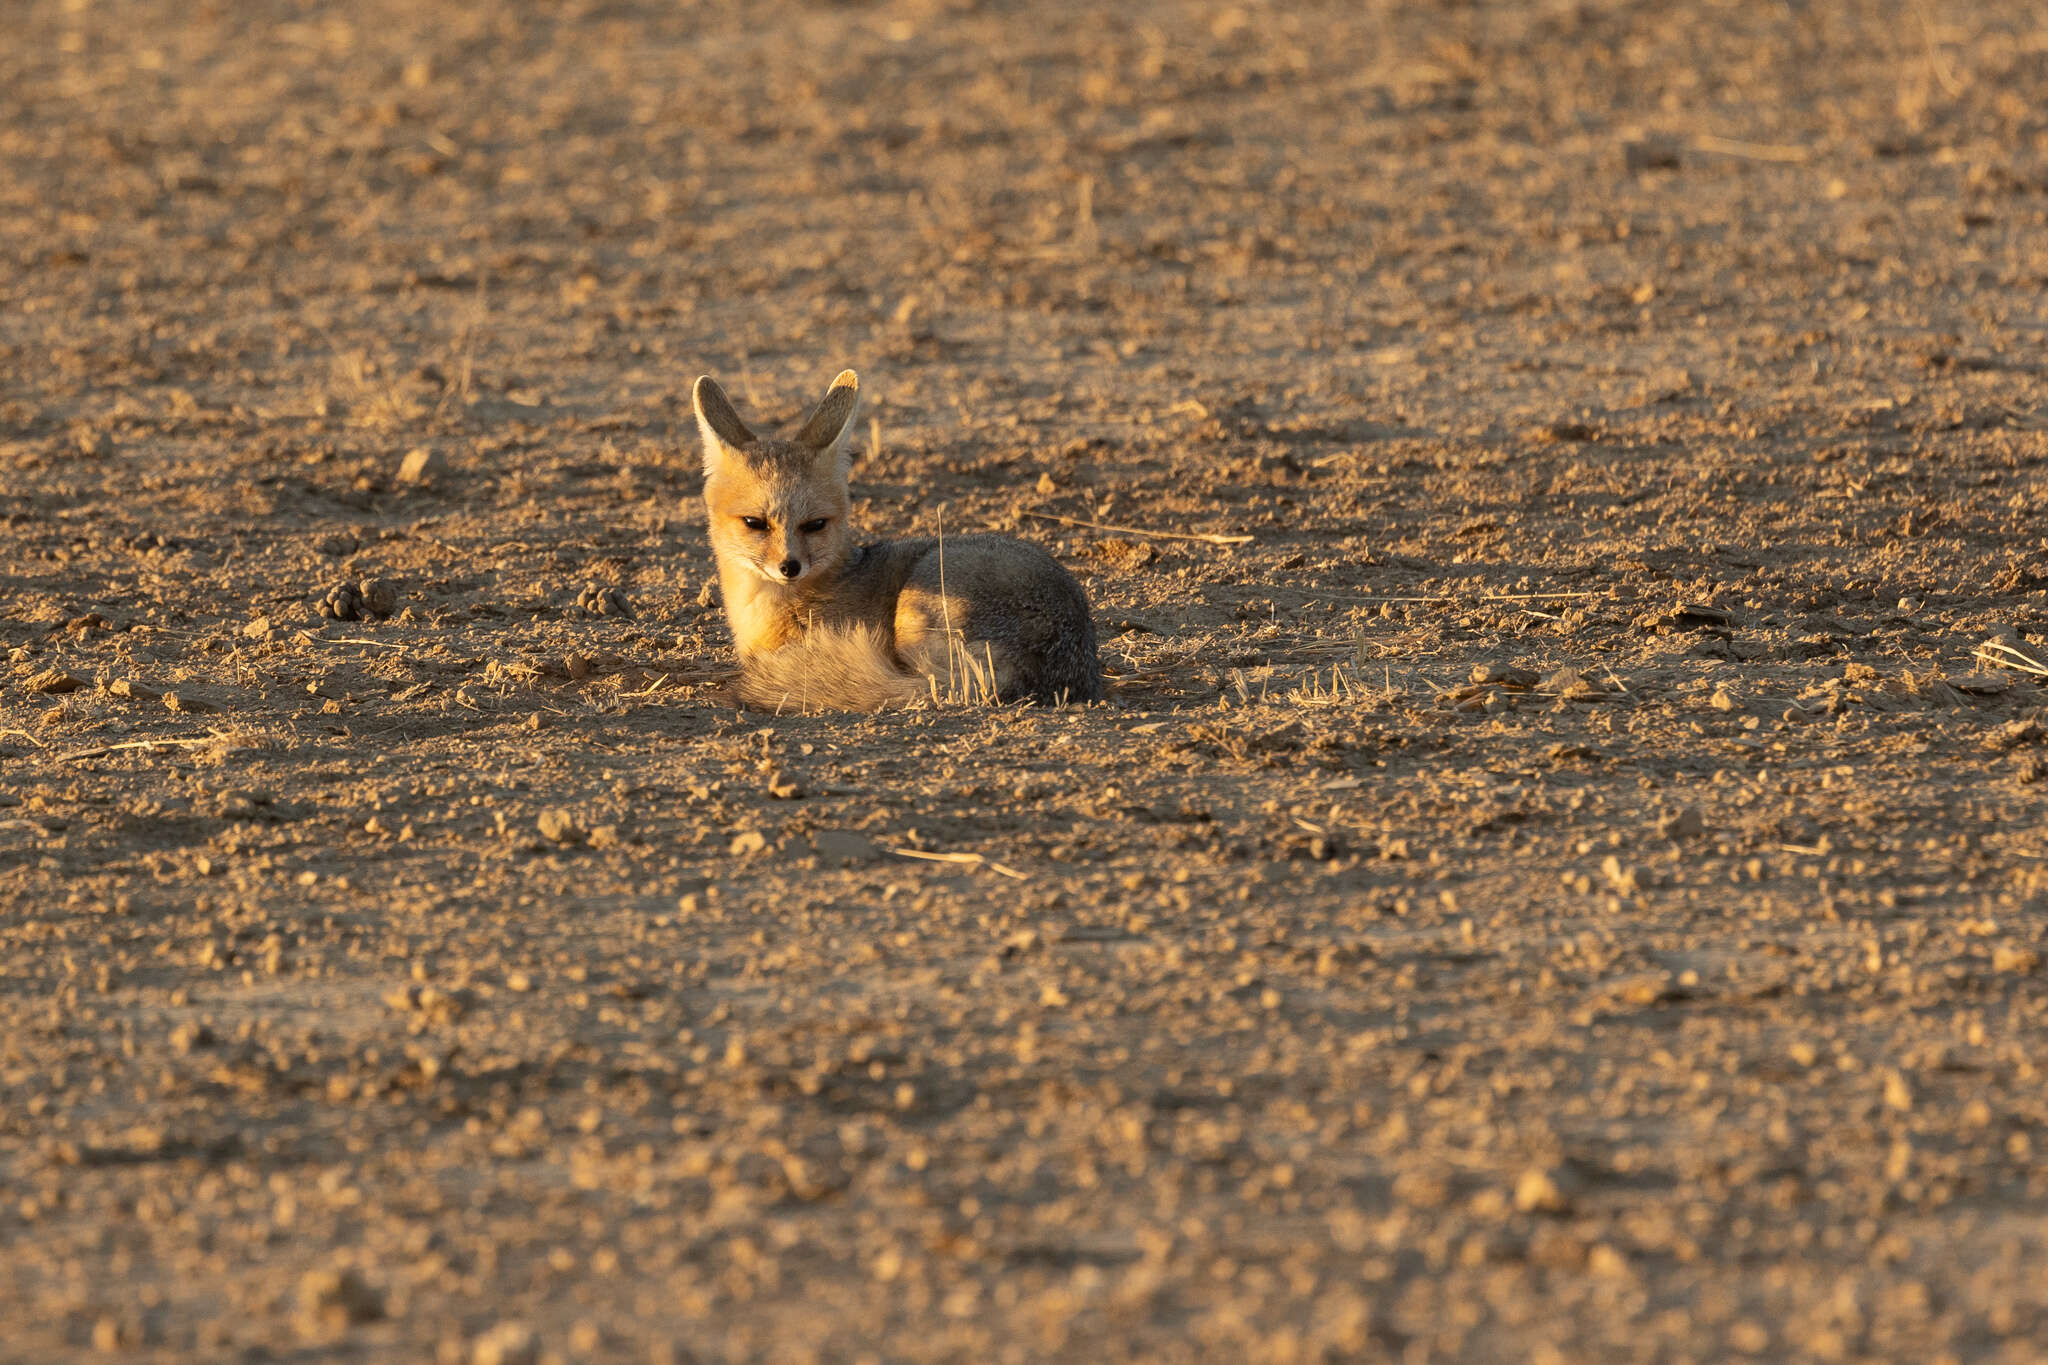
[1976,640,2048,678]
[1691,134,1812,163]
[887,847,1028,880]
[1019,510,1253,546]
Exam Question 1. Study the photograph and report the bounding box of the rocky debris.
[576,582,634,619]
[1539,667,1606,700]
[163,690,221,714]
[382,983,475,1024]
[1985,718,2044,751]
[1657,806,1706,840]
[1636,602,1730,634]
[213,789,271,817]
[1087,539,1160,571]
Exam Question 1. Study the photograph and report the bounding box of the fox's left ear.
[693,375,756,476]
[794,369,860,467]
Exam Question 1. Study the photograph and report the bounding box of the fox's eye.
[740,516,768,532]
[797,518,829,535]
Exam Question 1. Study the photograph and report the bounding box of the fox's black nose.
[779,558,803,580]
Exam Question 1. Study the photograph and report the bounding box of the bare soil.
[5,2,2048,1361]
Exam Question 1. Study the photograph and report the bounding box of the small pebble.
[396,446,441,485]
[1514,1166,1572,1214]
[471,1322,538,1365]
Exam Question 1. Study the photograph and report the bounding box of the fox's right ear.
[794,369,860,462]
[692,376,756,475]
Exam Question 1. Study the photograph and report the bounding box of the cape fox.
[694,368,1102,711]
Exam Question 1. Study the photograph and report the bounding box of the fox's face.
[695,371,859,590]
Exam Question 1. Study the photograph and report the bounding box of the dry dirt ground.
[5,1,2048,1361]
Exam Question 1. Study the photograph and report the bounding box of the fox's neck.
[717,555,831,658]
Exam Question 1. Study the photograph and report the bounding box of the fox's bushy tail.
[736,627,927,711]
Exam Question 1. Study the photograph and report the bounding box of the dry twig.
[59,733,226,762]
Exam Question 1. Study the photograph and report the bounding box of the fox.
[693,368,1102,711]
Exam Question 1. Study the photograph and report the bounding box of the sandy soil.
[4,1,2048,1361]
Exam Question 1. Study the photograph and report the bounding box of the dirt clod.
[536,809,585,845]
[576,583,634,619]
[358,578,398,618]
[23,669,82,694]
[297,1267,384,1335]
[320,584,362,621]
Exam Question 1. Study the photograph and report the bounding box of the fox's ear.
[793,369,860,461]
[693,376,756,475]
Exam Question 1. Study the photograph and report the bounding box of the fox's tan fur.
[695,369,1101,711]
